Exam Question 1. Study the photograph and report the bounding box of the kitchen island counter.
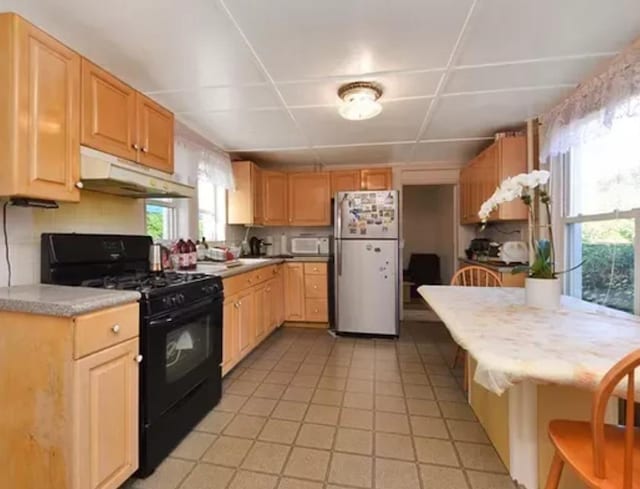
[418,285,635,489]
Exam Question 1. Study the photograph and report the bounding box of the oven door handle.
[148,298,219,327]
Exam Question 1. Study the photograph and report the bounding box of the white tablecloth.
[418,285,640,395]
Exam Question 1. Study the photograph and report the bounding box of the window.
[562,114,640,314]
[146,200,177,241]
[198,165,226,242]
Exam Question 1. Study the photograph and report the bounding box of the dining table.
[418,285,640,489]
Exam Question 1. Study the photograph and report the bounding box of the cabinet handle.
[141,147,149,153]
[313,285,318,289]
[111,324,120,334]
[266,287,271,292]
[75,181,84,189]
[134,354,143,363]
[132,143,140,150]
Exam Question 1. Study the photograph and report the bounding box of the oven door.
[143,297,222,423]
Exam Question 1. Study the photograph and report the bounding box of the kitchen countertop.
[197,256,330,279]
[418,285,640,396]
[459,257,525,273]
[0,284,141,317]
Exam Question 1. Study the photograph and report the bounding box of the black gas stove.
[41,233,223,477]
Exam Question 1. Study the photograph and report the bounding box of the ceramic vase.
[525,277,561,309]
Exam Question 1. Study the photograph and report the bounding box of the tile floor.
[125,322,516,489]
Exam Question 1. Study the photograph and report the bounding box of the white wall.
[402,185,455,283]
[0,191,144,286]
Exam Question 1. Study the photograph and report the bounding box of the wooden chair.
[449,266,503,390]
[450,265,503,288]
[545,349,640,489]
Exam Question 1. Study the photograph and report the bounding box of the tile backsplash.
[0,191,144,286]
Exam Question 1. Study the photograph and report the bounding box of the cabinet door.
[496,136,528,221]
[81,59,137,161]
[73,338,139,489]
[263,170,288,225]
[253,165,264,225]
[284,263,305,321]
[273,267,285,327]
[237,288,255,356]
[254,284,267,341]
[136,93,174,173]
[330,170,360,195]
[228,161,254,224]
[222,297,239,375]
[360,168,392,190]
[2,14,81,202]
[288,172,331,226]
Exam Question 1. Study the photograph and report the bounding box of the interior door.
[337,239,398,335]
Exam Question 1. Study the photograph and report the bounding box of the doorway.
[402,184,456,321]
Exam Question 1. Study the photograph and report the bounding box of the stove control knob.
[177,293,185,304]
[163,297,172,308]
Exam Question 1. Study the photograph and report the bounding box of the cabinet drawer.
[73,303,139,359]
[304,274,327,298]
[253,265,276,285]
[303,262,327,276]
[305,299,328,322]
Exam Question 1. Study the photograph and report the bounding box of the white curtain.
[539,36,640,162]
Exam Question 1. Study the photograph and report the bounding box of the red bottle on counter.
[176,239,188,270]
[187,239,197,270]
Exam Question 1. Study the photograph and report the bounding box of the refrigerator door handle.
[336,195,344,276]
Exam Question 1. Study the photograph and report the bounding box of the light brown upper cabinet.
[136,93,174,173]
[81,59,174,174]
[361,167,393,190]
[263,170,288,225]
[288,172,331,226]
[81,59,137,162]
[330,170,361,195]
[0,13,81,202]
[460,136,527,224]
[228,161,264,225]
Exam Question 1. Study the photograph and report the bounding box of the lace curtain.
[539,36,640,162]
[174,122,235,190]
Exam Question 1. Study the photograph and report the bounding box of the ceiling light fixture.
[338,81,383,121]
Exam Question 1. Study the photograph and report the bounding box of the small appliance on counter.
[291,236,330,255]
[466,238,501,261]
[500,241,529,264]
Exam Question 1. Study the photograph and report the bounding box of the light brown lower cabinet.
[0,302,140,489]
[74,338,139,489]
[222,262,328,376]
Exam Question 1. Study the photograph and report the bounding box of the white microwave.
[291,237,329,255]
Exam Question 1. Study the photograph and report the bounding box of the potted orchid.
[478,169,562,308]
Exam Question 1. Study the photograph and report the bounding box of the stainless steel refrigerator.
[333,190,399,336]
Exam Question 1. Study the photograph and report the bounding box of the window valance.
[540,37,640,162]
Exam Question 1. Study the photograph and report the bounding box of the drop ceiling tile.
[10,0,266,90]
[225,0,473,79]
[232,150,319,167]
[446,55,611,93]
[148,85,280,113]
[277,71,443,107]
[412,140,492,163]
[424,86,572,139]
[315,144,413,166]
[292,99,430,146]
[179,109,307,150]
[458,0,640,65]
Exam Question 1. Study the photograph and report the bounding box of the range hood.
[80,146,195,199]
